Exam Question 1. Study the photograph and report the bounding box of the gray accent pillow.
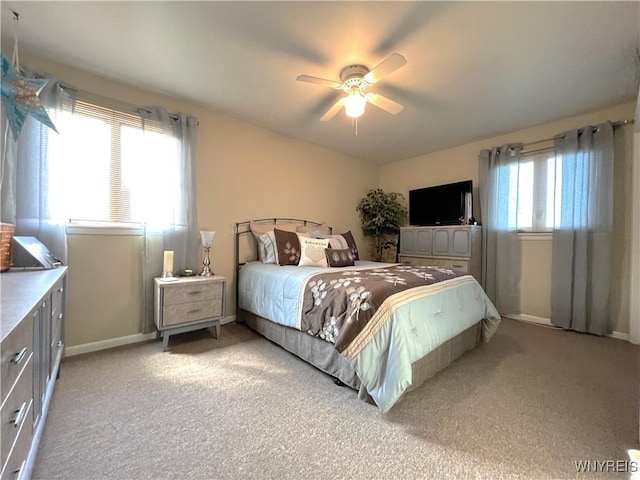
[273,229,301,266]
[325,248,355,267]
[257,231,277,264]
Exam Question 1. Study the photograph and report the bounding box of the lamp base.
[200,246,213,276]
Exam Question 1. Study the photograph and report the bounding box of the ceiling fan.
[296,52,407,122]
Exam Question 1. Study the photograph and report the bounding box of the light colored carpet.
[33,318,638,479]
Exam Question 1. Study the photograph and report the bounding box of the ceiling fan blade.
[320,98,345,121]
[367,93,404,115]
[296,74,343,89]
[362,53,407,85]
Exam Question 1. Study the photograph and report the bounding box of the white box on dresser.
[1,267,66,480]
[154,275,226,351]
[398,225,482,283]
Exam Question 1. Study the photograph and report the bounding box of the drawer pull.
[13,460,26,476]
[11,347,27,365]
[12,402,28,428]
[58,286,64,293]
[58,313,63,320]
[188,290,203,295]
[188,309,202,315]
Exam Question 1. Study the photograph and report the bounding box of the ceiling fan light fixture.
[344,90,366,118]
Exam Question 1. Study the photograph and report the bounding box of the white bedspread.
[238,261,388,328]
[238,260,500,412]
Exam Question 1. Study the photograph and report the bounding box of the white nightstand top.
[155,274,225,286]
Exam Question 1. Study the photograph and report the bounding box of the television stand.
[398,225,482,283]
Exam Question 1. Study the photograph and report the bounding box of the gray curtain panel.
[6,78,69,264]
[551,122,614,335]
[139,108,199,334]
[478,144,523,315]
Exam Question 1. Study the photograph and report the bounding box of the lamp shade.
[200,231,215,247]
[344,91,366,118]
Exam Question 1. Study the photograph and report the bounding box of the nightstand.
[154,275,226,350]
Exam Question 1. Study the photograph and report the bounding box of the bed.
[235,218,501,413]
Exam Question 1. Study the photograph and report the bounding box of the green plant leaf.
[356,188,407,261]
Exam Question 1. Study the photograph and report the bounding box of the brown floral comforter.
[300,264,468,353]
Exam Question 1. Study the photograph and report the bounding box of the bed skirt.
[238,309,482,408]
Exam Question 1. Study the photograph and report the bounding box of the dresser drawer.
[51,311,63,351]
[51,336,63,371]
[51,279,65,318]
[0,316,34,406]
[0,355,33,471]
[162,299,223,327]
[0,399,32,480]
[163,281,223,306]
[399,255,469,272]
[447,259,469,272]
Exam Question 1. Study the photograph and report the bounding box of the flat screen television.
[409,180,472,226]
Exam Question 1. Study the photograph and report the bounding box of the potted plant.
[356,188,408,262]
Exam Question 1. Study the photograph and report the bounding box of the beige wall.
[66,233,143,346]
[10,50,636,346]
[16,51,378,347]
[380,103,636,333]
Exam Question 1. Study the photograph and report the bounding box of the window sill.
[66,222,144,236]
[518,232,552,241]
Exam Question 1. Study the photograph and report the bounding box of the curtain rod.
[58,82,198,125]
[521,118,634,149]
[478,118,635,156]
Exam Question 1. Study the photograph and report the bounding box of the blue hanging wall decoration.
[0,12,58,141]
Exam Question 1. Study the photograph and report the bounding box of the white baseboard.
[609,331,630,341]
[65,315,237,357]
[505,313,554,326]
[65,332,157,357]
[505,314,630,341]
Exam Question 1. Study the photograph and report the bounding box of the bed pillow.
[298,237,330,267]
[273,228,301,266]
[257,231,277,264]
[341,230,360,260]
[311,232,349,250]
[325,248,355,267]
[296,223,332,236]
[250,222,297,241]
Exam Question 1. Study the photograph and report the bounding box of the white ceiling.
[1,1,638,164]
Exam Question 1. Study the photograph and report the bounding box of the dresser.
[398,226,482,283]
[1,267,66,480]
[154,275,226,350]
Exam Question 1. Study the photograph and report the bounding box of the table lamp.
[200,231,215,276]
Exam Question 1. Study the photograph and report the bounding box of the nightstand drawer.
[0,316,33,407]
[162,299,223,326]
[0,355,33,471]
[163,281,223,306]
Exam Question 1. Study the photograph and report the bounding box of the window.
[500,150,562,232]
[46,98,181,226]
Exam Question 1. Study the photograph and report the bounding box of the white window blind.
[500,149,562,232]
[47,97,181,225]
